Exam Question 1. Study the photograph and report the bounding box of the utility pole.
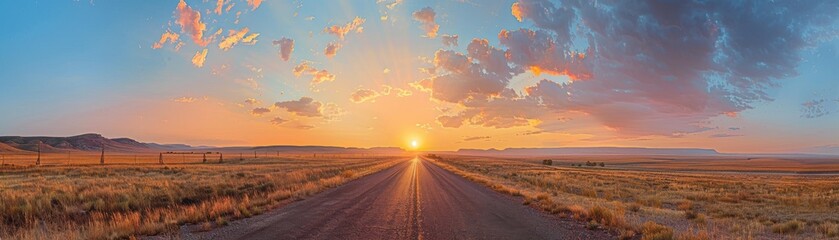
[219,153,223,163]
[36,142,41,166]
[100,144,105,165]
[159,153,164,165]
[203,153,207,163]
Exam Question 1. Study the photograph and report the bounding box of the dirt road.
[184,157,612,240]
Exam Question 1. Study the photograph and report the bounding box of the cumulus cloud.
[218,27,251,51]
[251,107,270,116]
[191,49,208,67]
[424,0,838,136]
[175,0,209,46]
[437,90,544,128]
[324,17,365,40]
[412,7,439,38]
[275,97,323,117]
[292,61,335,85]
[324,42,342,58]
[418,39,518,103]
[272,38,294,61]
[152,30,179,49]
[512,0,838,135]
[350,89,380,103]
[441,34,458,47]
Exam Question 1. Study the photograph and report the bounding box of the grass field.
[426,155,839,239]
[0,153,405,239]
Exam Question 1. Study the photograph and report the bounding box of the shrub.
[771,219,804,234]
[817,222,839,237]
[542,159,553,165]
[642,221,674,240]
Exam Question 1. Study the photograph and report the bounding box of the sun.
[410,140,419,149]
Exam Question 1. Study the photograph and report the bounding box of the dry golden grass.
[0,154,404,239]
[426,155,839,239]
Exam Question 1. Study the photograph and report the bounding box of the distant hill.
[0,134,405,154]
[455,147,720,156]
[0,134,166,153]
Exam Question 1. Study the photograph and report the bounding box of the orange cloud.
[324,42,342,58]
[246,0,262,10]
[192,49,208,67]
[275,97,323,117]
[292,61,335,85]
[324,17,365,40]
[242,33,259,45]
[214,0,224,15]
[350,89,380,103]
[176,0,209,46]
[152,30,180,49]
[511,2,524,22]
[251,107,270,116]
[412,7,439,38]
[218,27,250,51]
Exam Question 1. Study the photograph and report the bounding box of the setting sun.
[410,140,419,149]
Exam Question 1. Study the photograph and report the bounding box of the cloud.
[218,27,250,51]
[152,30,180,49]
[173,97,196,103]
[251,107,270,116]
[498,28,589,79]
[709,133,742,138]
[801,99,833,118]
[324,17,365,40]
[272,38,294,61]
[246,0,262,10]
[441,34,458,47]
[418,39,518,104]
[292,61,335,85]
[242,33,259,45]
[507,0,839,135]
[324,42,342,58]
[412,7,439,38]
[244,98,260,105]
[437,90,544,128]
[191,48,208,67]
[175,0,209,46]
[270,117,288,125]
[214,0,224,15]
[350,89,380,103]
[275,97,323,117]
[463,136,491,141]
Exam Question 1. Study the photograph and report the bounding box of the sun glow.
[410,140,419,149]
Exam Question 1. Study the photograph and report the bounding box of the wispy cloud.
[293,61,335,85]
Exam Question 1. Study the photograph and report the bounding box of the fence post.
[159,153,164,165]
[36,142,41,166]
[203,153,207,163]
[100,144,105,165]
[219,153,223,163]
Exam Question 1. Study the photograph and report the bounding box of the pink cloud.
[152,30,180,49]
[324,42,342,58]
[275,97,323,117]
[350,89,380,103]
[292,61,335,85]
[175,0,209,46]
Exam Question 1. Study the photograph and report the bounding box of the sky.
[0,0,838,153]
